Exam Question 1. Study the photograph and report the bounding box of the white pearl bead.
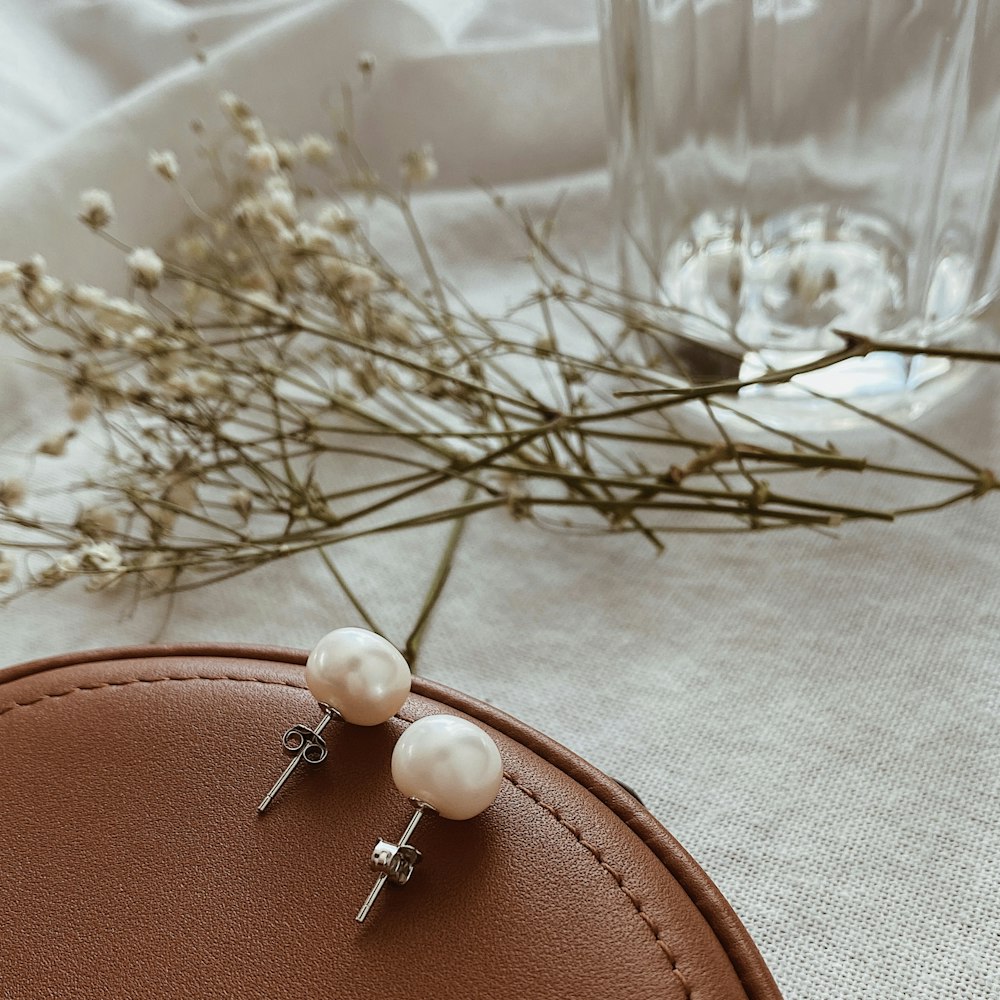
[305,627,411,726]
[391,715,503,821]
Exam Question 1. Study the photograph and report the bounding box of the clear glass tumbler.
[599,0,1000,427]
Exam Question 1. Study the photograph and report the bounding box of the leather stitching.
[0,675,691,996]
[0,674,307,716]
[504,770,692,999]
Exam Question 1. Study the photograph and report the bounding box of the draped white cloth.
[1,3,998,998]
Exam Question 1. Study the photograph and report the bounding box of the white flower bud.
[127,247,165,289]
[148,149,179,181]
[79,189,115,229]
[67,284,109,309]
[56,553,81,574]
[220,91,252,121]
[229,488,252,520]
[274,139,300,169]
[317,203,357,235]
[343,264,379,298]
[176,234,210,263]
[300,133,334,164]
[80,541,124,572]
[401,144,438,186]
[246,143,279,173]
[0,260,18,288]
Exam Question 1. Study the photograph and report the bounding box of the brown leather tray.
[0,644,782,1000]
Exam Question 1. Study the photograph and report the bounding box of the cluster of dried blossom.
[0,85,996,651]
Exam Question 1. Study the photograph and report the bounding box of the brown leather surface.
[0,644,783,1000]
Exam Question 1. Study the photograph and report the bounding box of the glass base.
[726,348,972,433]
[654,204,977,432]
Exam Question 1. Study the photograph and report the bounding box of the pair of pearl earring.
[257,627,503,923]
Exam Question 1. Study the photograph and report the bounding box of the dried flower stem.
[1,89,997,658]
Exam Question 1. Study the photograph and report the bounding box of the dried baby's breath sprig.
[126,247,165,289]
[1,89,998,661]
[79,189,115,229]
[401,144,438,186]
[246,142,279,172]
[149,150,180,181]
[0,260,19,287]
[37,431,74,458]
[301,133,334,164]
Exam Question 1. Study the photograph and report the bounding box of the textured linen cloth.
[0,3,998,999]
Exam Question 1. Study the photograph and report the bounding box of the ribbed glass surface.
[600,0,1000,422]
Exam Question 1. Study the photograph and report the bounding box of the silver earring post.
[257,704,339,814]
[356,801,434,922]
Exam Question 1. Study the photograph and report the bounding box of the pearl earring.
[355,714,503,922]
[257,627,411,813]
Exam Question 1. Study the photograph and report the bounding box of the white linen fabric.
[0,3,998,999]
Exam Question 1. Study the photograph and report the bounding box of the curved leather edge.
[1,642,782,1000]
